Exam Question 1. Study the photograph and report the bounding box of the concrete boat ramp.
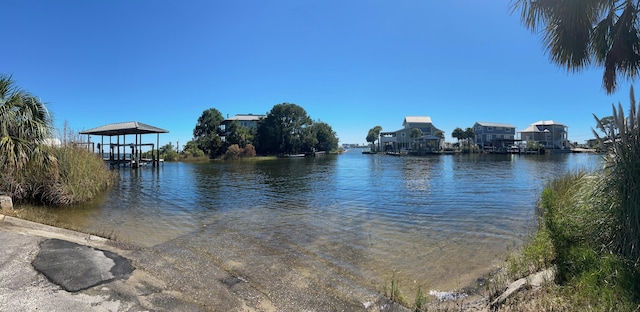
[0,214,408,311]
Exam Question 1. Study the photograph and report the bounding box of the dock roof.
[79,121,169,136]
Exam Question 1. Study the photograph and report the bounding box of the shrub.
[241,144,256,157]
[223,144,256,160]
[223,144,242,160]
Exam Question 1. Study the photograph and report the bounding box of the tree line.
[183,103,339,159]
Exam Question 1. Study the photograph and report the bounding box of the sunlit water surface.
[44,151,602,295]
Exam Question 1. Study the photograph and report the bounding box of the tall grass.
[1,145,115,205]
[501,85,640,310]
[594,86,640,263]
[502,169,640,311]
[47,145,116,204]
[384,272,408,306]
[501,123,640,309]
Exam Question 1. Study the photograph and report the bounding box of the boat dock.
[79,121,169,169]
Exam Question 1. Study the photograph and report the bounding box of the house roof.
[520,125,543,133]
[79,121,169,136]
[475,122,516,128]
[403,116,432,126]
[520,120,568,133]
[530,120,567,127]
[224,114,265,122]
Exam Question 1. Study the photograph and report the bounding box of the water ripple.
[49,151,601,294]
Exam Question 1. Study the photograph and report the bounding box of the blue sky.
[3,0,635,147]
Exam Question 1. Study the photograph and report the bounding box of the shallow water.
[44,151,602,297]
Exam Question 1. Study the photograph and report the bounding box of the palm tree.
[0,74,52,172]
[464,127,475,148]
[512,0,640,94]
[366,126,382,152]
[452,127,465,150]
[410,128,423,152]
[434,130,445,151]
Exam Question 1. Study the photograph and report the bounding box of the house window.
[486,134,492,140]
[488,127,494,131]
[505,128,512,132]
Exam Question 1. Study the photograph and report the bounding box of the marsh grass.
[47,146,116,204]
[414,286,427,311]
[384,272,408,306]
[506,86,640,310]
[502,167,640,311]
[498,97,640,309]
[1,145,115,205]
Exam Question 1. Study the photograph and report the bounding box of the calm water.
[46,150,602,297]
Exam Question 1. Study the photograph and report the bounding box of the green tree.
[301,126,319,153]
[159,142,178,161]
[594,115,616,139]
[311,121,339,152]
[182,140,205,158]
[512,0,640,94]
[193,108,224,158]
[366,126,382,152]
[452,127,465,148]
[0,74,52,173]
[225,120,253,148]
[255,103,312,155]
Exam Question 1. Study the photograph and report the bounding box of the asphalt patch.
[32,239,135,292]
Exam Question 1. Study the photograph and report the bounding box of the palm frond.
[0,75,53,172]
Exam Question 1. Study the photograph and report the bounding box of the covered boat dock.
[79,121,169,168]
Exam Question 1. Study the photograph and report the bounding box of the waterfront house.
[519,120,570,150]
[380,116,443,153]
[473,122,517,151]
[222,113,265,130]
[221,113,265,141]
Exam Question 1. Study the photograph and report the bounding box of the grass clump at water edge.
[501,173,640,310]
[492,88,640,311]
[384,271,409,307]
[1,145,116,206]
